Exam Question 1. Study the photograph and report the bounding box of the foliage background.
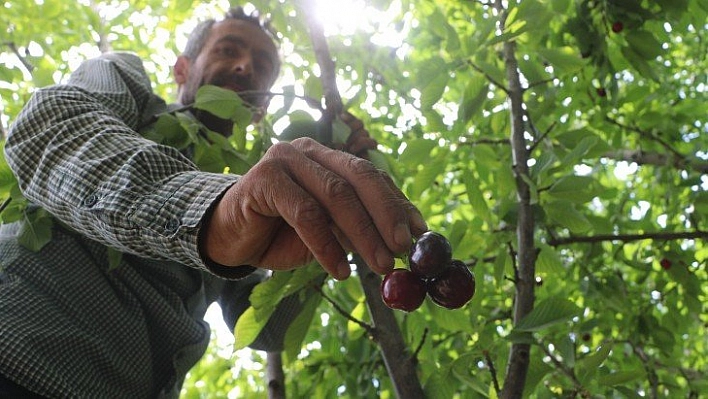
[1,0,706,397]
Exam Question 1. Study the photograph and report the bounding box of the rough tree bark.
[354,255,426,398]
[495,1,538,398]
[297,1,425,397]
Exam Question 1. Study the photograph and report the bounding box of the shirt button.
[83,194,99,207]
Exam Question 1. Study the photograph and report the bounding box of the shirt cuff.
[131,171,250,276]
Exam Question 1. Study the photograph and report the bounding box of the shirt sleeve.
[4,51,240,273]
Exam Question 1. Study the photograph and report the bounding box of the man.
[0,7,426,398]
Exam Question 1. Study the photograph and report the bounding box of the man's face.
[176,19,280,109]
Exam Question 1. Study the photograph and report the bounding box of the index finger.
[291,138,427,270]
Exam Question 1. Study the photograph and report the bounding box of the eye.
[218,46,238,57]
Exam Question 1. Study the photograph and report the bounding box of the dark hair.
[182,6,279,60]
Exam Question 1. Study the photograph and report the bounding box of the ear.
[173,56,191,85]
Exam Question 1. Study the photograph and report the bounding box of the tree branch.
[548,230,708,246]
[299,0,342,144]
[3,41,34,73]
[496,1,537,397]
[354,255,425,398]
[295,2,424,395]
[266,351,286,399]
[605,116,686,160]
[458,138,510,146]
[602,149,708,174]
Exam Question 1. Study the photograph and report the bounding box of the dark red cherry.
[380,269,427,312]
[611,21,624,33]
[427,260,475,309]
[409,231,452,279]
[660,258,672,270]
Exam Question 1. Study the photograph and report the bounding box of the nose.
[233,54,253,77]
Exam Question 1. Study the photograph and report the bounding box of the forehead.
[207,19,278,56]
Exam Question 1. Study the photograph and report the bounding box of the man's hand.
[201,137,427,280]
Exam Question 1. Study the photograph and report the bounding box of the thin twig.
[538,341,586,393]
[412,327,429,360]
[467,60,510,94]
[3,41,34,73]
[312,284,375,336]
[0,197,11,214]
[630,342,659,399]
[458,138,510,146]
[528,120,557,153]
[525,76,557,89]
[484,350,501,395]
[605,116,685,160]
[548,230,708,246]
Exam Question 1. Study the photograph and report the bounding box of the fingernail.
[411,212,427,233]
[336,259,351,280]
[376,247,394,272]
[394,223,412,248]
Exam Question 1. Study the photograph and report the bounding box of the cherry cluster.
[380,231,476,312]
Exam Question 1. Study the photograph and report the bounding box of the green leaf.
[514,296,581,332]
[17,208,54,252]
[523,351,555,397]
[346,301,367,339]
[423,368,457,399]
[193,143,226,173]
[399,139,438,164]
[535,243,565,274]
[233,306,268,350]
[536,47,588,74]
[621,46,660,82]
[304,75,323,103]
[545,200,593,233]
[456,74,487,125]
[451,353,489,393]
[560,135,599,165]
[278,119,321,142]
[599,368,646,386]
[367,150,396,180]
[107,247,123,271]
[193,85,253,122]
[416,59,449,109]
[625,30,664,60]
[547,175,597,203]
[331,117,351,144]
[424,299,472,332]
[283,290,321,361]
[144,113,192,149]
[577,344,613,371]
[463,174,492,223]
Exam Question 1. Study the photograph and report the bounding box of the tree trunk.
[495,1,537,398]
[355,255,425,398]
[297,1,424,395]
